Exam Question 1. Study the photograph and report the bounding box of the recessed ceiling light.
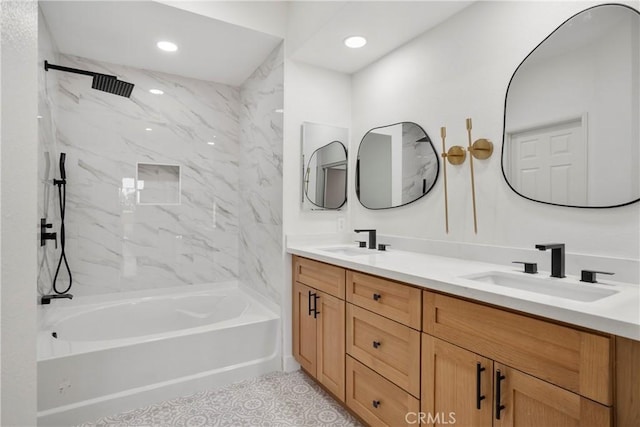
[274,108,284,113]
[149,89,164,95]
[207,141,216,146]
[157,41,178,52]
[145,128,152,131]
[344,36,367,49]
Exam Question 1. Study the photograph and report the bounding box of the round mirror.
[356,122,439,209]
[304,141,347,209]
[502,4,640,208]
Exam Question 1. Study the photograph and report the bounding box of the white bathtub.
[37,283,281,426]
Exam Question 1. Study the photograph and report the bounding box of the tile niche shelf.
[136,162,181,205]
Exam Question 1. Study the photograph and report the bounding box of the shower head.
[44,60,135,98]
[59,153,67,181]
[91,74,134,98]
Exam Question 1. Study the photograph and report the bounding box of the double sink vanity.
[288,239,639,427]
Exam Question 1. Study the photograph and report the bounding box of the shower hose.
[53,177,72,294]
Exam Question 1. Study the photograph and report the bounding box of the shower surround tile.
[239,44,284,305]
[47,54,243,296]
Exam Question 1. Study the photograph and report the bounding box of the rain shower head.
[91,73,134,98]
[44,60,135,98]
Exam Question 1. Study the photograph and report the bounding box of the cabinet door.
[293,282,317,375]
[422,335,493,427]
[317,291,345,401]
[493,363,611,427]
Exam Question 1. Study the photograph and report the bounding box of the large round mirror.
[502,4,639,208]
[304,140,347,209]
[356,122,439,209]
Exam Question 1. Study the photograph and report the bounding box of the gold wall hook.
[470,138,493,160]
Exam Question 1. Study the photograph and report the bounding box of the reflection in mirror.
[502,4,639,208]
[301,122,348,210]
[356,122,439,209]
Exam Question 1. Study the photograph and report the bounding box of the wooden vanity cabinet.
[292,257,346,401]
[345,271,422,426]
[291,256,637,426]
[422,334,610,427]
[422,291,613,427]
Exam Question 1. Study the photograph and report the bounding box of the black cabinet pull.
[307,291,315,316]
[308,291,320,317]
[372,400,381,408]
[372,341,381,349]
[313,294,320,318]
[476,363,486,409]
[495,370,506,420]
[373,293,382,301]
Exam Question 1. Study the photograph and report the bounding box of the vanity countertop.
[287,242,640,340]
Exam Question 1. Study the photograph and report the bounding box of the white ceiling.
[40,1,474,85]
[39,1,283,86]
[288,1,474,74]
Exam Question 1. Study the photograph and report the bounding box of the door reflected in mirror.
[301,122,348,210]
[502,4,639,208]
[356,122,439,209]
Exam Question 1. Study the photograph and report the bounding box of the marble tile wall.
[238,43,284,305]
[40,54,244,296]
[38,9,63,296]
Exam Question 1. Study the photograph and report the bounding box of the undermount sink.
[461,271,618,302]
[318,246,374,257]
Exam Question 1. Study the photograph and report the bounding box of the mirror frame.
[500,3,640,209]
[356,121,440,210]
[304,140,348,210]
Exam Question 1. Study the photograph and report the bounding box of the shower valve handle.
[40,218,58,248]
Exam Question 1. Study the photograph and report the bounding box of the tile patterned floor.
[78,370,363,427]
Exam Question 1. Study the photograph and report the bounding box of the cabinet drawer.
[293,256,345,299]
[346,356,420,427]
[347,304,421,397]
[423,291,612,405]
[347,270,421,329]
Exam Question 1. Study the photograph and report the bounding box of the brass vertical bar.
[466,118,478,234]
[440,126,449,234]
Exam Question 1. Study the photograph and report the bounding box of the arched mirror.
[356,122,439,209]
[301,122,348,210]
[502,4,640,208]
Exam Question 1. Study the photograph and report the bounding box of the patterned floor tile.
[78,370,363,427]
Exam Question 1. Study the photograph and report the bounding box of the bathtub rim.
[37,281,279,361]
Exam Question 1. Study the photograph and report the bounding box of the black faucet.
[41,294,73,305]
[535,243,565,278]
[354,229,376,249]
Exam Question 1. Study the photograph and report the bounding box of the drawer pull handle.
[373,293,382,301]
[372,341,381,349]
[476,363,486,409]
[372,400,381,408]
[495,370,506,420]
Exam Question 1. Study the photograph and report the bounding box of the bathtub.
[37,282,281,426]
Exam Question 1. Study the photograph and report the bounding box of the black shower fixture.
[44,60,135,98]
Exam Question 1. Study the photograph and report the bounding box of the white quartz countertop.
[287,243,640,341]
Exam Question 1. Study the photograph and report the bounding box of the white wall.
[0,0,38,424]
[349,0,640,261]
[281,58,351,370]
[283,60,352,236]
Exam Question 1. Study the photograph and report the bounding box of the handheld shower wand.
[51,152,73,297]
[59,152,66,181]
